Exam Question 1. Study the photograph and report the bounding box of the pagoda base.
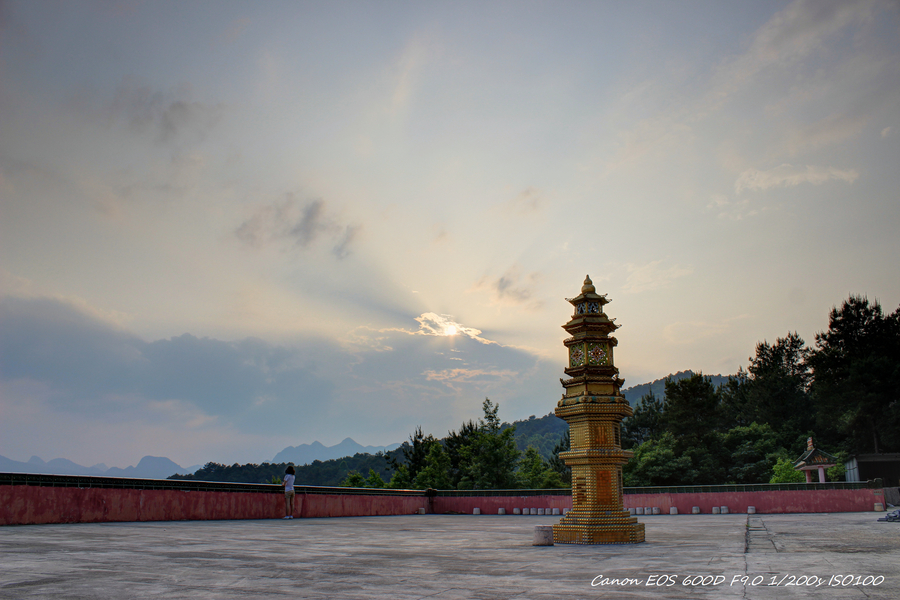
[553,512,645,545]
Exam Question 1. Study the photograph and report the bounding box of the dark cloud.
[473,267,544,309]
[108,79,222,144]
[0,296,335,433]
[235,195,360,259]
[332,225,361,259]
[289,199,326,247]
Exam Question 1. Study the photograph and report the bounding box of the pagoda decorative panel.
[553,276,645,544]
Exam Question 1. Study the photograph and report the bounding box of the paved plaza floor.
[1,512,897,599]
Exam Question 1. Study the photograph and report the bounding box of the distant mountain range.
[0,454,198,479]
[272,437,402,465]
[0,438,403,479]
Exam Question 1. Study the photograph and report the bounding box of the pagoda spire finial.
[581,275,595,294]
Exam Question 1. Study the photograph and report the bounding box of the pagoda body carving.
[553,276,645,544]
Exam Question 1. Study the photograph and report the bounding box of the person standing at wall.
[282,466,296,519]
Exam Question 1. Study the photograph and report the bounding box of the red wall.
[622,488,882,514]
[0,486,426,526]
[432,495,570,515]
[431,489,882,516]
[0,486,882,526]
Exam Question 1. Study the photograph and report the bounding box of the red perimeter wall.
[434,488,882,515]
[0,486,883,526]
[0,486,427,526]
[623,488,882,515]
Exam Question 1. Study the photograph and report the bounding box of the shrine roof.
[794,447,839,469]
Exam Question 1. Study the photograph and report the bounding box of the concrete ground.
[0,512,897,599]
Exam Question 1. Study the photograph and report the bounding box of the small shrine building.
[793,437,838,483]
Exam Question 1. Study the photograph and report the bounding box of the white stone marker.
[533,525,554,546]
[635,507,644,515]
[628,507,635,515]
[473,508,481,515]
[692,507,701,514]
[562,508,569,515]
[537,508,545,515]
[513,508,521,515]
[498,508,506,515]
[720,506,728,514]
[417,507,426,515]
[712,506,720,514]
[875,503,884,512]
[530,508,537,515]
[552,508,560,515]
[747,506,756,514]
[670,507,678,515]
[652,507,661,515]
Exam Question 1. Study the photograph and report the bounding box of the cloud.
[108,78,223,144]
[503,187,543,215]
[413,313,495,344]
[337,316,559,422]
[882,126,893,138]
[332,225,361,259]
[391,36,430,113]
[663,314,752,346]
[780,113,869,156]
[235,195,360,258]
[599,0,886,177]
[472,266,543,310]
[622,261,693,294]
[734,163,859,194]
[423,367,519,392]
[710,0,876,105]
[0,296,335,434]
[0,297,561,461]
[220,17,252,45]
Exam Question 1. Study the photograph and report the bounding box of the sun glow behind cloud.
[413,312,494,344]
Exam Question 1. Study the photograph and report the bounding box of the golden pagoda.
[553,276,645,544]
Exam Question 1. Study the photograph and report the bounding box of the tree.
[547,429,571,485]
[623,432,695,486]
[412,442,453,490]
[807,296,900,453]
[444,419,478,488]
[655,374,727,484]
[385,426,436,487]
[364,468,386,488]
[340,470,366,487]
[458,398,521,489]
[769,457,805,483]
[622,391,664,449]
[661,373,721,449]
[516,446,565,489]
[720,423,780,484]
[743,332,813,448]
[718,370,752,428]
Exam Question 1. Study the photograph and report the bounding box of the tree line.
[622,295,900,485]
[360,398,568,490]
[168,406,567,488]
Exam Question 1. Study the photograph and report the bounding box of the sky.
[1,0,898,469]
